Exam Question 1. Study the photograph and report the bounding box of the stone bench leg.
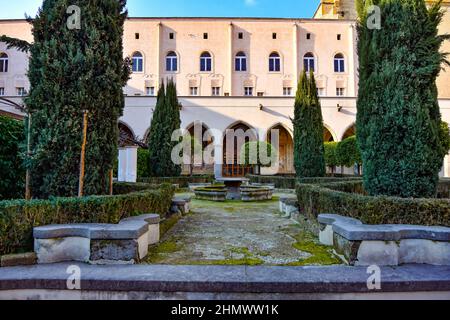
[34,237,90,264]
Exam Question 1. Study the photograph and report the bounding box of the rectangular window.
[306,33,311,40]
[337,34,342,41]
[336,88,345,96]
[190,87,198,96]
[203,33,208,40]
[169,33,174,40]
[238,32,243,39]
[317,88,325,97]
[272,33,277,39]
[283,87,292,96]
[135,33,140,40]
[0,58,7,73]
[244,87,253,96]
[146,87,155,96]
[212,87,221,96]
[0,87,4,96]
[257,92,264,97]
[16,87,26,96]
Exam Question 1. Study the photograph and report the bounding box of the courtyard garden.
[0,0,450,301]
[145,191,340,266]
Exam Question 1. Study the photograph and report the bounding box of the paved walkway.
[145,193,341,266]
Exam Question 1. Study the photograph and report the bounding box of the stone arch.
[118,121,136,147]
[323,124,338,142]
[342,123,356,140]
[222,121,258,177]
[267,123,295,174]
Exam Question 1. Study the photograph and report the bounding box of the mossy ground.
[144,192,341,266]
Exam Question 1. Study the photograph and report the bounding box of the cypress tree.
[356,0,450,197]
[147,79,181,177]
[293,70,326,178]
[147,82,167,177]
[165,79,182,177]
[2,0,131,198]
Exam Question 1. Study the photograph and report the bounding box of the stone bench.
[279,197,299,218]
[318,214,450,267]
[171,197,192,215]
[33,214,160,265]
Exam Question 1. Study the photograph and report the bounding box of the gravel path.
[144,193,341,266]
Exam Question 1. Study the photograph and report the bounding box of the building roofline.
[0,16,357,23]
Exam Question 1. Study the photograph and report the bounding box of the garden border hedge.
[247,174,362,189]
[296,181,450,226]
[138,175,214,188]
[0,184,175,255]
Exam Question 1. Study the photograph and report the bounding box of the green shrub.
[324,142,338,171]
[335,136,361,168]
[0,116,25,200]
[0,184,175,255]
[138,175,214,188]
[137,148,151,178]
[247,175,362,189]
[113,182,162,195]
[296,181,450,226]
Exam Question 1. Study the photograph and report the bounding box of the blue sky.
[0,0,321,19]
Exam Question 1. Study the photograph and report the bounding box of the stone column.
[348,23,358,97]
[156,22,162,86]
[292,23,299,82]
[118,146,138,182]
[227,22,234,96]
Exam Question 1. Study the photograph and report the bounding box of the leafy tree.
[147,79,182,177]
[336,136,362,174]
[324,142,339,174]
[293,70,326,178]
[356,0,450,197]
[0,116,25,200]
[2,0,131,198]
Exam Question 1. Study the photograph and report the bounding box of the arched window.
[303,53,315,72]
[200,52,212,72]
[0,53,8,73]
[132,52,143,72]
[166,51,178,72]
[269,52,281,72]
[334,53,345,73]
[235,52,247,72]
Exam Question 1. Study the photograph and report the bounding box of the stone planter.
[240,186,273,202]
[194,186,227,202]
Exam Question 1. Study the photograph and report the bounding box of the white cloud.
[244,0,257,6]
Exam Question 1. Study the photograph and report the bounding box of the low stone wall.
[240,186,273,202]
[194,188,227,201]
[318,214,450,267]
[33,214,161,265]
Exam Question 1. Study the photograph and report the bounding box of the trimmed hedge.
[296,181,450,226]
[247,175,362,189]
[0,184,175,255]
[113,182,162,195]
[138,175,214,188]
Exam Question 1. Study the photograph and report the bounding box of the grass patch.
[160,214,182,238]
[146,238,182,264]
[286,228,341,266]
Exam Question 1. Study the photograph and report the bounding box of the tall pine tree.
[356,0,450,197]
[293,70,326,178]
[147,79,181,177]
[2,0,130,198]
